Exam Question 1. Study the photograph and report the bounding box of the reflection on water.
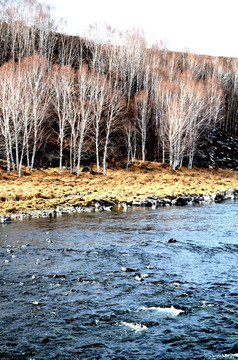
[0,201,237,359]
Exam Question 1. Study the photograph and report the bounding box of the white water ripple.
[121,321,148,332]
[137,306,184,317]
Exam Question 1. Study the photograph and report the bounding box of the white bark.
[75,65,94,175]
[102,87,124,175]
[50,65,74,175]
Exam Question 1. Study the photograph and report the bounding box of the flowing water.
[0,201,237,360]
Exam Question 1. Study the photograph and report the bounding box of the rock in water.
[168,238,177,243]
[0,216,11,224]
[121,266,138,272]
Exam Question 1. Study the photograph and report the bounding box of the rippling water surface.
[0,201,238,359]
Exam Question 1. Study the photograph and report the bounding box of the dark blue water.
[0,201,237,360]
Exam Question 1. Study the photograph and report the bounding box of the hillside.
[0,0,237,177]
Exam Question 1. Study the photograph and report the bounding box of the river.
[0,201,238,359]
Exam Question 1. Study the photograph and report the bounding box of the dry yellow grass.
[0,161,237,216]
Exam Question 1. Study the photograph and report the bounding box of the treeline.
[0,0,237,176]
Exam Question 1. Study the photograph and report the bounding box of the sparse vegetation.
[0,162,237,216]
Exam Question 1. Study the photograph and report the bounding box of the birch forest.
[0,0,237,176]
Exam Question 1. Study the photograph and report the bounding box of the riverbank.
[0,161,237,220]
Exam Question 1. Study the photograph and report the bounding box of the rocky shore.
[1,187,237,224]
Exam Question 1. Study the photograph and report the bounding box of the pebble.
[7,249,14,253]
[53,274,66,279]
[46,239,53,243]
[140,242,148,246]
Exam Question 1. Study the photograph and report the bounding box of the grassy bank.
[0,161,237,216]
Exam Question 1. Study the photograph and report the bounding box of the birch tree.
[0,63,13,174]
[122,117,137,165]
[8,62,25,174]
[102,86,125,175]
[75,65,94,175]
[1,60,30,176]
[21,54,51,170]
[91,73,108,173]
[50,65,74,175]
[0,0,57,64]
[134,90,151,162]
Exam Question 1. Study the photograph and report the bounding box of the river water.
[0,201,238,360]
